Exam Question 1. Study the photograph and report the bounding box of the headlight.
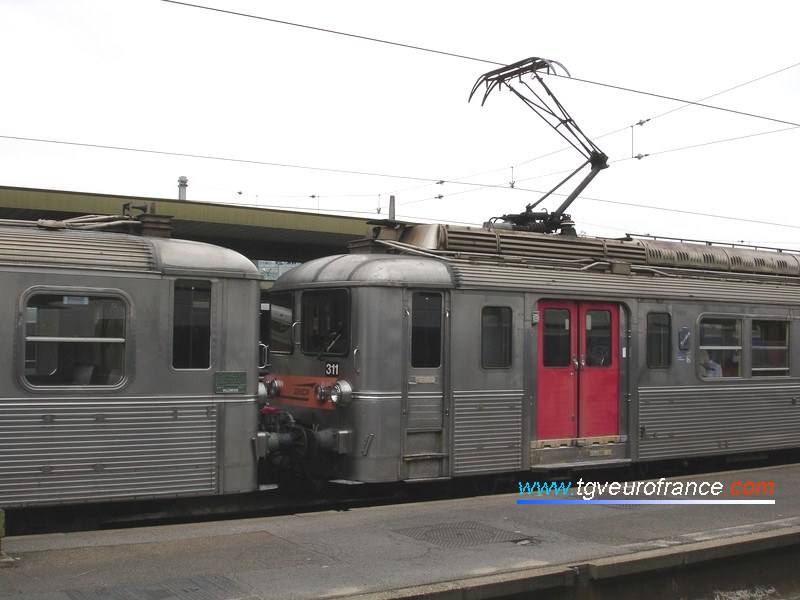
[330,380,352,407]
[314,384,331,404]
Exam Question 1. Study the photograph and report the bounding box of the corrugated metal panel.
[0,226,156,271]
[434,224,800,278]
[453,390,523,475]
[0,400,218,507]
[643,240,800,276]
[449,262,800,305]
[441,226,647,264]
[407,391,443,429]
[638,384,800,460]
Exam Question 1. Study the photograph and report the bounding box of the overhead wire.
[0,134,444,185]
[161,1,800,129]
[162,0,800,137]
[160,0,503,66]
[399,179,800,231]
[397,124,799,208]
[9,2,800,232]
[619,125,799,161]
[513,61,800,168]
[547,72,800,129]
[643,61,800,123]
[399,62,800,212]
[383,52,800,206]
[5,122,798,232]
[388,79,800,207]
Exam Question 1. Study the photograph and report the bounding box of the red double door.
[536,300,620,440]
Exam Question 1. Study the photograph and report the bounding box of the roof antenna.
[469,57,608,235]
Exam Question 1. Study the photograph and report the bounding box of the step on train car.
[0,216,264,508]
[259,222,800,481]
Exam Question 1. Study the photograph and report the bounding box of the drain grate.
[394,521,533,548]
[65,575,254,600]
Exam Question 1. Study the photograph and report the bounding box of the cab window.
[268,292,294,354]
[301,289,350,356]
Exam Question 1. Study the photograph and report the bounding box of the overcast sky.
[2,1,799,248]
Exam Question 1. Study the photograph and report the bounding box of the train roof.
[272,253,454,289]
[0,223,260,278]
[357,223,800,279]
[271,248,800,306]
[270,222,800,306]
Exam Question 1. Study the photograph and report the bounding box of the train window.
[24,294,126,386]
[411,292,442,368]
[542,308,570,367]
[646,313,671,368]
[481,306,512,369]
[173,280,212,369]
[301,289,350,356]
[698,317,741,378]
[585,310,612,367]
[269,292,293,354]
[752,320,789,377]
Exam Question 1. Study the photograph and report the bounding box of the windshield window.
[301,289,350,356]
[268,292,294,354]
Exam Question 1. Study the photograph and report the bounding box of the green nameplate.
[215,371,247,394]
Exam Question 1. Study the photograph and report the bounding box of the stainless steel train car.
[0,218,263,508]
[259,222,800,482]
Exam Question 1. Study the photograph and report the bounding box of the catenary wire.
[4,123,798,231]
[622,125,799,160]
[162,1,800,129]
[512,61,800,169]
[633,61,800,123]
[0,134,445,185]
[398,125,799,206]
[401,62,800,208]
[44,1,800,212]
[4,6,799,233]
[400,182,800,231]
[547,72,800,128]
[153,5,800,232]
[2,5,794,239]
[160,0,503,66]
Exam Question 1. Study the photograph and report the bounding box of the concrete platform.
[1,464,799,599]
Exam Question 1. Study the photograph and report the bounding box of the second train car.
[259,221,800,482]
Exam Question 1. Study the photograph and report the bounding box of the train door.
[449,293,525,476]
[401,290,448,480]
[537,300,620,440]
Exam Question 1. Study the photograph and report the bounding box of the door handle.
[572,354,579,370]
[580,354,586,368]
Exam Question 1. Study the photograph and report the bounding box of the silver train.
[0,218,263,509]
[260,221,800,482]
[4,213,800,508]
